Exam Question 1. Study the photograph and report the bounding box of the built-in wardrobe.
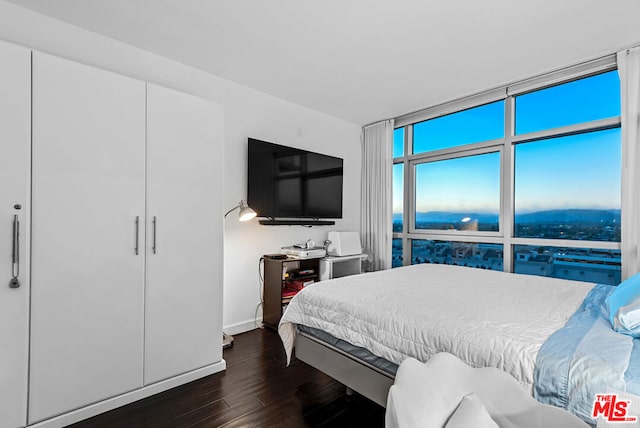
[0,39,225,428]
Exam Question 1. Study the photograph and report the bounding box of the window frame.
[392,56,621,278]
[408,143,504,237]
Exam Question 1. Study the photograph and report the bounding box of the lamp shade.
[225,199,257,221]
[238,200,257,221]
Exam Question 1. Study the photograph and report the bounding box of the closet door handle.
[134,216,140,255]
[152,216,157,254]
[9,215,20,288]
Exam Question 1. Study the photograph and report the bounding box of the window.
[513,245,620,285]
[414,101,504,153]
[393,163,404,232]
[393,127,404,158]
[392,238,403,268]
[515,70,620,134]
[392,62,621,283]
[514,129,621,242]
[414,152,500,232]
[412,240,503,271]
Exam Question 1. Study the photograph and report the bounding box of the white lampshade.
[238,200,257,221]
[225,199,257,221]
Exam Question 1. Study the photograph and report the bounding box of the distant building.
[514,250,554,276]
[483,249,502,263]
[552,251,620,284]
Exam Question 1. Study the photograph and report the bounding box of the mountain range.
[393,209,621,224]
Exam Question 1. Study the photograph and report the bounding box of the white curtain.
[361,119,393,271]
[619,47,640,280]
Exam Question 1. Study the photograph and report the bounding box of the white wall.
[0,1,361,334]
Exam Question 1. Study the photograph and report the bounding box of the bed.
[278,263,640,425]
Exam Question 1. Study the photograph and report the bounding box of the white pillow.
[613,295,640,336]
[606,272,640,337]
[445,393,498,428]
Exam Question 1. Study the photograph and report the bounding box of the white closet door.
[0,40,31,428]
[145,83,224,385]
[29,52,146,423]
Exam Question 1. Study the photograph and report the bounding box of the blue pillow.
[606,272,640,337]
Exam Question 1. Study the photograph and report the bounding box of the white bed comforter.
[279,264,594,391]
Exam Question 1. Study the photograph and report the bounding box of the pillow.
[612,296,640,336]
[444,393,498,428]
[606,272,640,337]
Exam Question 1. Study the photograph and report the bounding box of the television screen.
[248,138,343,219]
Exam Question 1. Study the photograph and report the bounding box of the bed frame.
[295,331,395,407]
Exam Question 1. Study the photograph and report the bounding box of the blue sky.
[415,152,499,213]
[393,70,621,215]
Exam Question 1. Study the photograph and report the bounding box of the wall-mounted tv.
[247,138,343,220]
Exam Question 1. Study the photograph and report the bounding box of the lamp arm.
[224,204,240,218]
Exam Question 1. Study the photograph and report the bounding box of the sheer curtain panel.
[361,120,393,271]
[619,47,640,280]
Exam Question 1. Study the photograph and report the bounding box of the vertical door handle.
[9,214,20,288]
[152,216,157,254]
[134,216,140,255]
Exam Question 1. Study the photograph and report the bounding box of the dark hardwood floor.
[69,328,385,427]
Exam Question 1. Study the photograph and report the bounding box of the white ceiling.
[8,0,640,126]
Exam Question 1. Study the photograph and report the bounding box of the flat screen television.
[247,138,343,219]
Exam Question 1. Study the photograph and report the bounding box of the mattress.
[298,324,398,376]
[279,263,594,391]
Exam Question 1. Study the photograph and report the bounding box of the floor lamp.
[223,200,257,348]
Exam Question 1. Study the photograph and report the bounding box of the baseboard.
[29,360,226,428]
[223,318,262,335]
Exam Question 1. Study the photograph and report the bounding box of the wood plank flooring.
[69,328,385,427]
